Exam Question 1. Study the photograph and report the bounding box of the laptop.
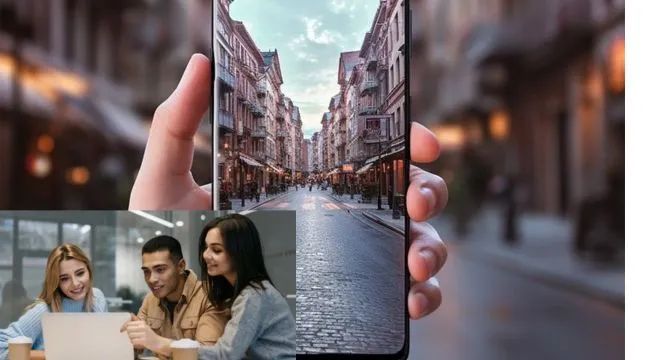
[41,312,135,360]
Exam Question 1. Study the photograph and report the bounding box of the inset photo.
[0,210,296,359]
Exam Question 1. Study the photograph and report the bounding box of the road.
[408,244,624,360]
[257,187,624,359]
[256,187,407,355]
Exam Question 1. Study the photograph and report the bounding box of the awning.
[378,145,405,162]
[93,99,150,148]
[356,163,373,174]
[326,168,340,177]
[266,162,283,175]
[364,155,379,165]
[0,71,57,118]
[240,153,264,167]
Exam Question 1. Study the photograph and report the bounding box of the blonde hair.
[31,244,95,312]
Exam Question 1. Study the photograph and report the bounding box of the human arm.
[0,303,48,359]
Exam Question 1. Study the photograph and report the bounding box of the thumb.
[139,53,211,179]
[130,313,139,321]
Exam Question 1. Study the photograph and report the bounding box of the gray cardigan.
[198,280,296,359]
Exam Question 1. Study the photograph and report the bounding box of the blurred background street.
[0,0,212,210]
[0,0,625,358]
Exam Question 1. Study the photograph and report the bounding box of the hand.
[129,54,212,210]
[127,54,450,320]
[120,314,169,354]
[406,122,449,320]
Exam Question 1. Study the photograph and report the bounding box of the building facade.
[415,0,625,220]
[0,0,180,209]
[190,0,306,203]
[312,0,407,208]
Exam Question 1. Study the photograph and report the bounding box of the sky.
[229,0,378,140]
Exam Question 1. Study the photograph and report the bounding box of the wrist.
[154,335,173,357]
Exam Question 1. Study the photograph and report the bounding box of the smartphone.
[211,0,410,357]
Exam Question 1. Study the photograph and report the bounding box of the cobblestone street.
[257,187,407,354]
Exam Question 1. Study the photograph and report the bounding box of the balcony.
[361,128,387,144]
[253,151,266,161]
[361,79,378,95]
[348,150,367,163]
[378,54,388,71]
[252,126,268,138]
[335,132,346,148]
[464,0,595,68]
[366,53,378,70]
[275,107,285,120]
[257,80,268,96]
[338,107,348,120]
[249,102,266,118]
[218,109,234,131]
[218,63,235,91]
[358,105,379,115]
[236,86,247,101]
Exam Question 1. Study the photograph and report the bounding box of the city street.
[409,248,624,360]
[256,187,407,354]
[258,187,624,359]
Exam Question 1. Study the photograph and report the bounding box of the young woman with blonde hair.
[0,244,108,360]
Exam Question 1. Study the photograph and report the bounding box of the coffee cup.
[170,339,200,360]
[8,336,32,360]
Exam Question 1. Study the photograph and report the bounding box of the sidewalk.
[331,195,625,308]
[327,194,406,233]
[226,191,289,213]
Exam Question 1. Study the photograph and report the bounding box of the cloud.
[330,0,357,14]
[330,0,347,13]
[297,52,319,63]
[288,80,341,131]
[288,34,307,51]
[288,35,319,63]
[302,17,344,44]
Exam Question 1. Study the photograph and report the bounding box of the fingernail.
[419,248,437,277]
[414,292,429,319]
[178,54,199,89]
[417,181,436,216]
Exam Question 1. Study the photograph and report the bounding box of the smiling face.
[202,228,234,278]
[58,259,91,301]
[141,250,185,300]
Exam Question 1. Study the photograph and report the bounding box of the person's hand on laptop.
[120,314,166,354]
[129,54,449,320]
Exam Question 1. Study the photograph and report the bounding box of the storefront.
[0,51,155,209]
[598,23,624,169]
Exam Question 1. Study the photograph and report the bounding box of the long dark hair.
[199,214,273,310]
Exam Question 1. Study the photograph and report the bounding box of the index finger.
[120,320,129,333]
[139,54,211,178]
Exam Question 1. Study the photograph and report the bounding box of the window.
[396,107,401,137]
[396,57,400,83]
[390,66,394,90]
[394,14,399,41]
[400,1,405,39]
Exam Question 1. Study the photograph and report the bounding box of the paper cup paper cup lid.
[8,336,32,344]
[171,339,200,349]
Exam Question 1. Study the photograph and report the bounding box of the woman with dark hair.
[136,214,295,359]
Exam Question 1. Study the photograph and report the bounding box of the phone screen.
[212,0,409,357]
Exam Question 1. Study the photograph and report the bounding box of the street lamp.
[236,140,247,207]
[377,115,392,210]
